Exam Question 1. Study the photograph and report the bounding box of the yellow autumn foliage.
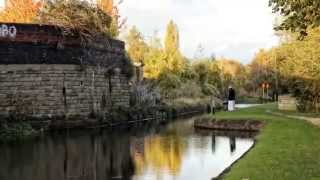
[0,0,42,23]
[133,135,186,175]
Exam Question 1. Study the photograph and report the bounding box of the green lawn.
[215,104,320,180]
[236,96,262,104]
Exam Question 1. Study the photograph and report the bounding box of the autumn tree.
[124,21,230,103]
[97,0,114,14]
[246,49,278,97]
[269,0,320,37]
[97,0,125,37]
[143,34,167,79]
[164,20,186,73]
[126,26,149,64]
[275,28,320,111]
[165,20,180,55]
[0,0,42,23]
[192,60,221,96]
[216,59,244,77]
[215,59,248,97]
[247,28,320,111]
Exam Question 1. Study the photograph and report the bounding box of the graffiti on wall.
[0,24,17,38]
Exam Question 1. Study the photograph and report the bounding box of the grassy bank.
[236,96,262,104]
[272,108,320,118]
[215,104,320,180]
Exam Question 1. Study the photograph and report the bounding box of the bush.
[289,77,320,112]
[173,81,203,98]
[157,71,182,99]
[37,0,114,40]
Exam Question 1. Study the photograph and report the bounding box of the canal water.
[0,118,254,180]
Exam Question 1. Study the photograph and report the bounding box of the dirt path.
[267,110,320,128]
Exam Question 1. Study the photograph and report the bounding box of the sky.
[119,0,279,64]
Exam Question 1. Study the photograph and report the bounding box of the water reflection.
[132,134,186,177]
[0,119,254,180]
[0,130,135,180]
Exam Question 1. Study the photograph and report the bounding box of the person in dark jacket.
[228,86,236,111]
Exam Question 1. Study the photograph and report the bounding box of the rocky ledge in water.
[194,117,264,132]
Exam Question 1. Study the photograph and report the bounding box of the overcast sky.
[119,0,279,64]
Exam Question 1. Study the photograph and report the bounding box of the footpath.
[267,110,320,128]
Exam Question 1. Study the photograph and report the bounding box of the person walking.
[228,86,236,111]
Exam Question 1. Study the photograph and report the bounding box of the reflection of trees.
[132,133,186,176]
[0,131,135,180]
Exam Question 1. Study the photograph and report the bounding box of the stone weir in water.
[0,23,133,129]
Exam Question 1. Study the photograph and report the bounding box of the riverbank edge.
[212,141,258,180]
[194,117,264,132]
[213,103,320,180]
[0,104,209,142]
[194,115,263,179]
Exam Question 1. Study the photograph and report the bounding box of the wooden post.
[266,83,270,101]
[262,83,265,102]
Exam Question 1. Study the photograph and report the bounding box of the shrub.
[157,71,182,99]
[289,77,320,112]
[37,0,114,41]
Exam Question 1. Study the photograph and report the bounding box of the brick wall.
[0,23,132,122]
[0,64,130,119]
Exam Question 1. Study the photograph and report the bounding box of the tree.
[165,20,180,56]
[247,49,277,95]
[97,0,114,14]
[216,59,248,97]
[0,0,42,23]
[247,28,320,111]
[143,34,167,79]
[164,20,186,73]
[97,0,125,37]
[124,21,233,103]
[126,26,149,64]
[216,59,244,77]
[192,60,221,96]
[269,0,320,36]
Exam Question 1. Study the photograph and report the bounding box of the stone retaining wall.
[0,65,129,119]
[0,23,131,123]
